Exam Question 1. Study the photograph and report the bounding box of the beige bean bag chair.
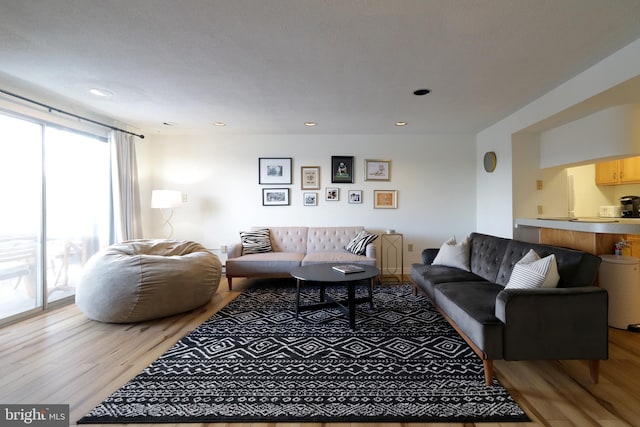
[76,239,221,323]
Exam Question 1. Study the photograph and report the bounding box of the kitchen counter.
[515,217,640,234]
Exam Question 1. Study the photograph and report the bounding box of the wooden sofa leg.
[483,359,494,386]
[589,360,600,384]
[227,276,232,290]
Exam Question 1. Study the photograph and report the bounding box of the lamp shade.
[151,190,182,209]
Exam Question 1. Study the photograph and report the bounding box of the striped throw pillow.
[345,230,378,255]
[505,249,560,289]
[239,228,272,255]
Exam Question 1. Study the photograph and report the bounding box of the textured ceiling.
[0,0,640,136]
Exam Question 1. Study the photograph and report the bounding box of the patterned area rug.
[78,282,529,423]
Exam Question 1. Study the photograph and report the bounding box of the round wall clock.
[483,151,497,173]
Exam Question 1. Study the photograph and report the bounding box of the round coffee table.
[290,263,380,330]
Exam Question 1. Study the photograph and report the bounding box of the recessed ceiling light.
[89,88,114,97]
[304,122,318,127]
[213,122,226,126]
[395,121,407,126]
[413,89,431,96]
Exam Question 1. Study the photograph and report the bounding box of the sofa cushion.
[302,251,377,266]
[240,228,272,254]
[345,230,378,255]
[505,249,559,289]
[411,263,485,300]
[434,281,505,359]
[432,236,471,271]
[225,252,305,277]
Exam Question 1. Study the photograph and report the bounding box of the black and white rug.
[78,282,529,423]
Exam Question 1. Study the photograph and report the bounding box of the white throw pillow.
[432,236,471,272]
[506,249,560,289]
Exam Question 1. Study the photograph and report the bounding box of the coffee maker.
[620,195,640,217]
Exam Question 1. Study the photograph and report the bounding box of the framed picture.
[365,159,391,181]
[262,188,290,206]
[301,166,320,189]
[373,190,398,209]
[259,157,292,184]
[325,187,339,201]
[331,156,354,183]
[303,192,317,206]
[348,190,362,204]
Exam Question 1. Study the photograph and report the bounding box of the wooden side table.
[381,233,403,283]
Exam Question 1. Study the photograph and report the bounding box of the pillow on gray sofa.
[432,236,471,271]
[240,228,272,254]
[505,249,560,289]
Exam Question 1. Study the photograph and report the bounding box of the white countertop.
[515,217,640,234]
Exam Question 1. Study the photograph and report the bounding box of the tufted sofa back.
[469,232,602,288]
[468,233,512,284]
[306,226,364,253]
[254,226,308,253]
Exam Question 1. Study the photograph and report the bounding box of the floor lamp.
[151,190,182,239]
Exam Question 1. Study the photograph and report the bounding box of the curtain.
[110,130,142,242]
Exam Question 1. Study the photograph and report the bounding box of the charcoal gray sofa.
[411,232,607,385]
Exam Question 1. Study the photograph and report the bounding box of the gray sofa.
[411,232,607,385]
[226,226,377,289]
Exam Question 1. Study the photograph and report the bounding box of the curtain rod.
[0,88,145,139]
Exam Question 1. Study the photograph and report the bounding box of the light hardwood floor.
[1,277,639,427]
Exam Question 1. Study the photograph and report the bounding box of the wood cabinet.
[539,228,618,256]
[539,229,640,259]
[620,157,640,183]
[624,234,640,258]
[596,156,640,185]
[596,160,620,185]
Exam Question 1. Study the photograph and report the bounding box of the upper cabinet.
[596,160,620,185]
[621,157,640,183]
[596,156,640,185]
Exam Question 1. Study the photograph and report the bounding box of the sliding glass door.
[0,115,44,320]
[44,127,111,304]
[0,113,112,323]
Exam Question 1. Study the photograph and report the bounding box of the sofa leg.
[227,276,232,290]
[589,360,600,384]
[483,359,494,386]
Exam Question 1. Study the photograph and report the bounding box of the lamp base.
[160,208,174,239]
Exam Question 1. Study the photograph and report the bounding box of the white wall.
[475,126,514,237]
[512,132,541,219]
[137,133,477,269]
[540,105,640,168]
[566,165,614,217]
[477,38,640,237]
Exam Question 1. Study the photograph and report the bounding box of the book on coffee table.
[332,264,365,274]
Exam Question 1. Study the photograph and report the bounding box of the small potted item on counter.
[615,239,630,256]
